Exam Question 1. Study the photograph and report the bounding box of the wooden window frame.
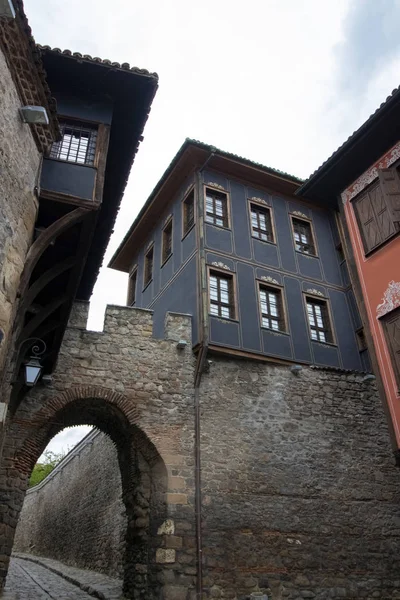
[204,185,231,229]
[207,266,237,320]
[49,118,98,166]
[304,293,336,345]
[355,327,367,352]
[161,217,173,266]
[290,215,318,257]
[249,200,276,243]
[257,281,287,333]
[182,187,195,238]
[353,173,400,256]
[381,307,400,393]
[143,244,154,289]
[127,266,138,307]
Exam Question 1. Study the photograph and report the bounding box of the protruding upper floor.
[110,140,368,372]
[0,0,158,410]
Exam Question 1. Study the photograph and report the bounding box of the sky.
[25,0,400,458]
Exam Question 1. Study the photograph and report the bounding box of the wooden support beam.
[18,207,89,296]
[46,212,98,364]
[18,295,68,343]
[20,257,75,314]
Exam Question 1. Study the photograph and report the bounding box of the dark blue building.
[110,140,369,371]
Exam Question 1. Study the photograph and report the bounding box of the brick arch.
[14,384,142,476]
[1,384,168,600]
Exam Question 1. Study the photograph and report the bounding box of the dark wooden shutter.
[379,168,400,226]
[372,181,396,241]
[383,307,400,392]
[354,188,383,252]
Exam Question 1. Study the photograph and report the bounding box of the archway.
[0,385,168,600]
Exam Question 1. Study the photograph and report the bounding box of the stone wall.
[0,45,41,371]
[199,359,400,599]
[14,430,126,578]
[0,303,197,599]
[5,302,400,599]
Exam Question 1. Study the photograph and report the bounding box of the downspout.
[194,150,215,599]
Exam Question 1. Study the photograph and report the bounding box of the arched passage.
[0,385,168,600]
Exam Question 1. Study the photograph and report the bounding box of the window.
[336,242,350,285]
[336,243,345,263]
[250,204,274,242]
[205,188,229,228]
[353,169,400,254]
[183,190,195,235]
[306,296,333,343]
[209,271,235,319]
[355,328,367,352]
[162,219,173,264]
[292,217,316,255]
[382,307,400,392]
[144,246,153,288]
[127,268,137,306]
[259,285,285,331]
[49,121,98,165]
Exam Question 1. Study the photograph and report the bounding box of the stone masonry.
[14,430,126,578]
[6,300,400,599]
[199,359,400,599]
[0,44,41,372]
[0,302,196,600]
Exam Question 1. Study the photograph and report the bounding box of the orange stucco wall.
[344,178,400,446]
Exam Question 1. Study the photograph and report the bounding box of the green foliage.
[29,450,65,488]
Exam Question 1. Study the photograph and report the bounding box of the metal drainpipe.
[194,151,215,599]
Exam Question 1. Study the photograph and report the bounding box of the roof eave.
[109,139,304,272]
[297,86,400,199]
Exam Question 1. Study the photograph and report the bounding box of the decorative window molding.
[377,281,400,318]
[292,210,309,219]
[258,283,286,332]
[145,240,154,252]
[341,140,400,205]
[207,182,226,191]
[260,276,279,285]
[250,203,275,243]
[305,295,334,344]
[291,216,317,256]
[306,288,325,297]
[249,196,269,205]
[209,269,236,319]
[211,261,231,271]
[205,187,230,228]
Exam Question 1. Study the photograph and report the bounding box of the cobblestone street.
[3,556,123,599]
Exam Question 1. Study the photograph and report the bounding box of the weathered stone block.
[158,519,175,535]
[165,535,183,549]
[164,584,188,600]
[156,549,176,564]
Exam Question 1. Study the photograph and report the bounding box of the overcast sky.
[25,0,400,458]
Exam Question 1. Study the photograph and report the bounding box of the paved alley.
[3,556,123,599]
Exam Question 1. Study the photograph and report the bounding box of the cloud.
[41,426,93,459]
[335,0,400,96]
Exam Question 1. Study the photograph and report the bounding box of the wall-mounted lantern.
[21,339,47,387]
